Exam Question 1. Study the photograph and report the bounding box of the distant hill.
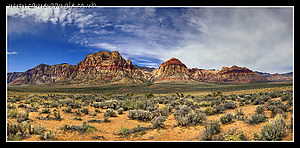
[255,71,293,81]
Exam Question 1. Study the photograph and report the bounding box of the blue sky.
[7,7,293,74]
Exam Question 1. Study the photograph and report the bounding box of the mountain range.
[7,50,293,85]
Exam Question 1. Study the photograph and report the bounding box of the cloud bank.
[7,7,293,74]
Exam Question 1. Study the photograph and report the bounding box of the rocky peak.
[149,58,192,83]
[160,58,187,68]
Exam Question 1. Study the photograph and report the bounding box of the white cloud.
[7,7,293,74]
[89,43,118,51]
[7,51,18,55]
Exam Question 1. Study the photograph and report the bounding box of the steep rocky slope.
[7,72,23,83]
[9,63,74,85]
[149,58,194,83]
[65,51,147,85]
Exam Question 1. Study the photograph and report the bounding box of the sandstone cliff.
[149,58,194,83]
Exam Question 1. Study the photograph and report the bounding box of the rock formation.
[9,63,74,85]
[149,58,194,83]
[7,50,292,85]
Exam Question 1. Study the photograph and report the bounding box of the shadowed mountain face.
[7,50,292,85]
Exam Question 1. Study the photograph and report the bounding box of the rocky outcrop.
[63,51,146,85]
[9,63,74,85]
[189,65,268,83]
[266,73,293,81]
[7,72,23,83]
[149,58,194,83]
[216,65,268,83]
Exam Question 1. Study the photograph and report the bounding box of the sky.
[7,7,293,74]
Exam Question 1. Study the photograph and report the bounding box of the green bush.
[60,121,97,134]
[7,122,28,141]
[220,113,235,124]
[255,105,265,114]
[80,108,89,115]
[127,109,153,121]
[255,115,287,141]
[117,108,124,114]
[104,109,118,117]
[40,130,56,140]
[224,101,237,109]
[201,120,221,141]
[151,116,166,129]
[248,114,267,125]
[203,107,213,115]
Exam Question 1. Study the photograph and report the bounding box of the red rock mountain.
[8,50,291,85]
[9,63,74,85]
[189,65,268,83]
[266,73,293,81]
[149,58,194,83]
[66,51,146,84]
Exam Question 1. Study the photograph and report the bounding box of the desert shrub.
[280,95,290,102]
[198,101,211,107]
[117,108,124,114]
[187,112,207,125]
[224,101,237,109]
[255,115,287,141]
[104,109,118,117]
[203,107,214,115]
[223,128,248,141]
[235,108,246,120]
[31,125,45,135]
[7,122,29,141]
[278,103,290,112]
[151,116,166,129]
[103,117,110,123]
[213,104,225,114]
[117,126,131,137]
[103,100,120,110]
[220,113,235,124]
[18,103,28,108]
[127,109,153,121]
[270,91,279,98]
[40,130,56,140]
[260,95,271,102]
[201,120,221,141]
[17,112,29,123]
[63,107,72,113]
[173,105,191,116]
[7,109,18,118]
[268,105,278,117]
[39,108,51,115]
[80,108,89,115]
[61,121,97,134]
[50,102,59,108]
[248,114,267,125]
[255,105,265,114]
[53,111,61,120]
[175,115,189,126]
[92,102,101,108]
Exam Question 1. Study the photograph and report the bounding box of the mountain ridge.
[7,50,293,85]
